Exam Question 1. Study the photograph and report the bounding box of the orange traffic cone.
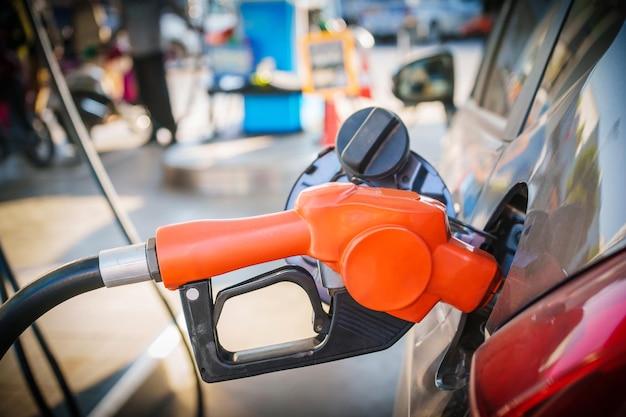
[359,51,372,99]
[321,98,340,148]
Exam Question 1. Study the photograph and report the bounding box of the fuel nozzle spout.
[155,182,501,322]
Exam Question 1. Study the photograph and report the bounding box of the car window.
[479,0,559,118]
[524,0,626,127]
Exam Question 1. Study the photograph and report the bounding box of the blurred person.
[119,0,188,145]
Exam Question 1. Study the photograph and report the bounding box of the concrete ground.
[0,41,482,417]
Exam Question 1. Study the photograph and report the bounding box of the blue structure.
[239,0,302,133]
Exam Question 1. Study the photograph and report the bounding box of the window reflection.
[525,0,625,127]
[480,0,557,117]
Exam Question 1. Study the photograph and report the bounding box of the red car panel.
[470,249,626,417]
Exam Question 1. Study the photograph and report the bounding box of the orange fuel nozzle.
[155,182,501,322]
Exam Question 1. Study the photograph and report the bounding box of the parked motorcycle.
[50,56,153,148]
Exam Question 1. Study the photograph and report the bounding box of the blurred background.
[0,0,500,416]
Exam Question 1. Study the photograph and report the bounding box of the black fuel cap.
[336,107,410,180]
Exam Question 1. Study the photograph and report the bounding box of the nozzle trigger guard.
[179,265,413,383]
[212,265,331,335]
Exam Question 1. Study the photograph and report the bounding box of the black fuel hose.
[0,256,103,359]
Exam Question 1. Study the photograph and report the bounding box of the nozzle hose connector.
[98,239,161,287]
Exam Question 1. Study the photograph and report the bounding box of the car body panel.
[438,100,506,221]
[393,1,626,415]
[481,9,626,331]
[435,0,626,330]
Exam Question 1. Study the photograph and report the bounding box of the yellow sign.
[300,30,360,98]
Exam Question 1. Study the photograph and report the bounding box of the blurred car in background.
[392,0,626,415]
[408,0,484,42]
[458,12,493,37]
[357,0,411,41]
